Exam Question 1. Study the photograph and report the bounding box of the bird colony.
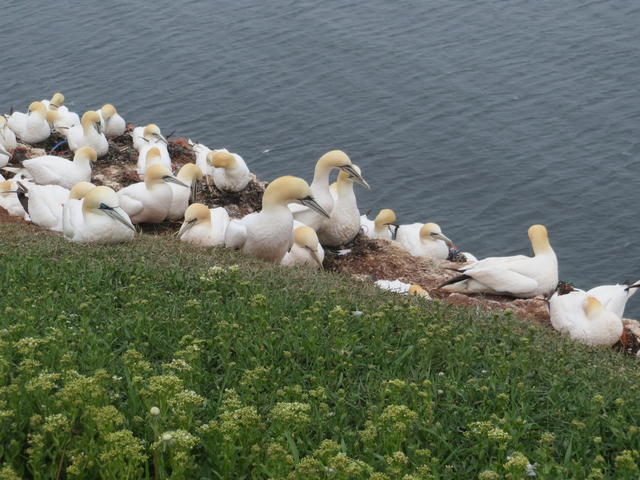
[1,93,637,351]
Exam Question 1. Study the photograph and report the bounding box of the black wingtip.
[437,274,471,289]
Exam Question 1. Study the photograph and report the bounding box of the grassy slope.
[1,223,639,480]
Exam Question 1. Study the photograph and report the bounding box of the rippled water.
[3,1,640,315]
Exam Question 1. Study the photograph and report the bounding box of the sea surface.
[3,1,640,315]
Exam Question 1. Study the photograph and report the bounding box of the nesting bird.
[281,225,325,269]
[98,104,126,137]
[8,101,51,143]
[117,164,189,224]
[190,140,215,179]
[208,150,251,192]
[64,186,135,243]
[41,92,65,111]
[360,209,397,240]
[166,163,203,221]
[137,145,171,179]
[16,180,69,232]
[0,116,17,153]
[62,182,97,238]
[132,124,167,152]
[178,203,230,247]
[0,179,29,219]
[395,222,452,260]
[226,176,330,263]
[66,111,109,157]
[439,225,558,298]
[18,146,96,189]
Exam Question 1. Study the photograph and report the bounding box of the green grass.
[1,223,640,479]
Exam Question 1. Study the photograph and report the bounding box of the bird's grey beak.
[340,165,370,189]
[300,196,330,218]
[100,204,136,231]
[157,134,168,145]
[307,247,324,269]
[162,175,189,188]
[434,232,453,246]
[626,282,640,291]
[387,223,400,241]
[95,122,102,135]
[178,218,197,237]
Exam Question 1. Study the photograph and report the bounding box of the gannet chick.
[549,293,623,346]
[439,225,558,298]
[586,281,640,319]
[17,180,69,231]
[41,92,65,111]
[396,222,451,260]
[117,164,189,224]
[8,101,51,143]
[65,186,135,243]
[0,180,28,219]
[62,182,96,239]
[0,117,17,152]
[209,150,251,192]
[360,209,397,240]
[46,109,80,135]
[21,146,96,189]
[290,150,369,230]
[132,124,167,152]
[98,104,126,137]
[226,176,330,263]
[137,145,171,179]
[167,163,203,221]
[281,225,325,269]
[178,203,230,247]
[66,111,109,157]
[189,140,215,179]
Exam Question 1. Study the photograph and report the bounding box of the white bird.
[290,150,369,230]
[318,165,364,247]
[360,209,397,240]
[439,224,558,298]
[46,109,80,135]
[62,182,96,239]
[41,92,65,111]
[167,163,203,221]
[209,150,251,192]
[226,176,330,263]
[0,143,11,169]
[8,101,51,144]
[281,225,325,269]
[16,180,69,231]
[64,186,135,243]
[132,124,167,152]
[395,222,451,260]
[19,146,95,189]
[549,292,623,346]
[117,164,189,224]
[98,104,126,137]
[0,179,28,219]
[190,140,215,179]
[137,145,171,179]
[178,203,230,247]
[0,117,17,152]
[66,111,109,157]
[586,281,640,319]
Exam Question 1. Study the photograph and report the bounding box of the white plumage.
[395,222,450,260]
[8,102,50,144]
[98,104,126,137]
[179,203,230,247]
[20,147,95,189]
[210,150,251,192]
[66,111,108,157]
[317,167,362,247]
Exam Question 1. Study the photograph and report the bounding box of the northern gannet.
[290,150,368,230]
[586,281,640,319]
[66,111,109,157]
[98,104,126,137]
[8,101,51,143]
[281,225,325,268]
[0,117,17,152]
[360,209,397,240]
[0,143,11,169]
[41,92,65,111]
[189,140,214,179]
[225,176,330,263]
[137,145,171,179]
[439,224,558,298]
[549,293,623,346]
[395,222,451,260]
[64,186,135,243]
[0,180,28,219]
[132,124,167,152]
[16,180,69,231]
[117,164,188,224]
[317,165,363,247]
[178,203,230,247]
[167,163,203,221]
[209,150,251,192]
[62,182,97,239]
[47,109,80,135]
[20,146,95,189]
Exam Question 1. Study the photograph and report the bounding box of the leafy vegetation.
[1,223,639,479]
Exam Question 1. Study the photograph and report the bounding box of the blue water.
[3,1,640,315]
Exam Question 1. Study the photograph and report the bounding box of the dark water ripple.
[3,0,640,315]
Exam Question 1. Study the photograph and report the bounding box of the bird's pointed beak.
[306,247,324,269]
[435,232,453,246]
[162,175,189,188]
[387,223,400,240]
[95,121,102,135]
[100,204,136,231]
[340,165,370,189]
[177,218,197,237]
[626,282,640,291]
[158,134,168,145]
[300,196,330,218]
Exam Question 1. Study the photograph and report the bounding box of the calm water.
[3,1,640,314]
